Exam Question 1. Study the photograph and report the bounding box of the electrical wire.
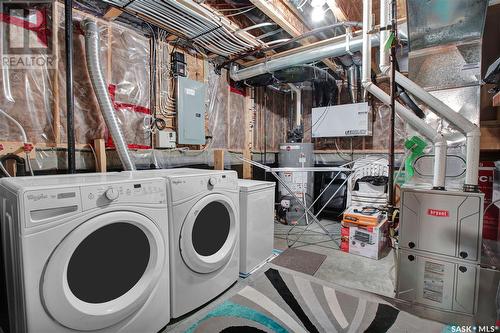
[0,161,11,177]
[217,5,255,12]
[0,108,34,176]
[218,6,255,17]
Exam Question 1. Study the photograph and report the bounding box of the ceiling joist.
[248,0,339,72]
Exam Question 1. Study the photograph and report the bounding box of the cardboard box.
[342,206,387,227]
[341,219,390,260]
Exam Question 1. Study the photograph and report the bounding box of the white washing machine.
[0,173,170,333]
[133,168,239,318]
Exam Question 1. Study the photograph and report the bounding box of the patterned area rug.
[183,267,444,333]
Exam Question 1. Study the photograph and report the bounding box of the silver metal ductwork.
[362,0,448,189]
[83,19,136,171]
[230,33,378,81]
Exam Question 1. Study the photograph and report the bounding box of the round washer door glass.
[42,211,165,331]
[180,194,237,274]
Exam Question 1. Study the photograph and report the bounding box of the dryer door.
[180,194,237,274]
[42,211,165,331]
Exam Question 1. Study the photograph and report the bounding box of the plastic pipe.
[379,0,390,74]
[83,19,136,171]
[361,0,372,84]
[392,71,480,190]
[362,0,446,189]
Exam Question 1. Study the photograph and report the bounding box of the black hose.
[65,0,76,174]
[0,155,27,177]
[394,58,425,119]
[398,88,425,118]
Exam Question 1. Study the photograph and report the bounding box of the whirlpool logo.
[1,0,56,69]
[27,193,47,201]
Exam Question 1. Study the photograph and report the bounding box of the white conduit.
[362,0,447,189]
[377,0,479,190]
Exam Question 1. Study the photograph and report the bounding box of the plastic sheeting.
[0,4,151,147]
[253,86,291,152]
[206,67,229,149]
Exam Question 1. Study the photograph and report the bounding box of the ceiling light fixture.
[311,6,325,22]
[310,0,326,7]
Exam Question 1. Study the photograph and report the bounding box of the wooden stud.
[103,7,123,21]
[326,0,349,22]
[93,139,107,172]
[0,142,36,159]
[226,80,231,147]
[52,4,61,144]
[249,0,338,72]
[5,159,16,177]
[493,91,500,107]
[213,149,225,170]
[243,87,253,179]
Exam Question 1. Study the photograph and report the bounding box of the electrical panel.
[311,102,372,137]
[176,76,206,145]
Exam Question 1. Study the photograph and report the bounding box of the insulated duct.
[362,0,447,189]
[83,19,136,171]
[288,84,302,127]
[231,33,376,81]
[347,65,360,103]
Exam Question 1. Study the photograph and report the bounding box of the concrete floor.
[164,219,397,332]
[273,219,396,298]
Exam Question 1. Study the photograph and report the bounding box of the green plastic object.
[404,136,428,180]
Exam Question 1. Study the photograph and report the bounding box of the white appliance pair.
[131,168,240,318]
[0,173,171,333]
[0,168,240,332]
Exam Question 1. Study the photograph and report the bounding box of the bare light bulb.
[311,6,324,22]
[311,0,326,7]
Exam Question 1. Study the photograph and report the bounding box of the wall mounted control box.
[155,131,176,149]
[311,102,372,138]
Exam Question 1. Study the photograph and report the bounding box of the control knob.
[105,188,119,201]
[208,177,217,186]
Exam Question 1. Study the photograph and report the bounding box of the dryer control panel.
[168,172,238,203]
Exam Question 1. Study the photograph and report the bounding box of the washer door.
[42,211,165,331]
[180,194,237,274]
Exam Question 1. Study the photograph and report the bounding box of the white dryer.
[0,173,170,333]
[133,168,239,318]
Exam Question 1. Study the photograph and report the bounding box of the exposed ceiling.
[81,0,407,84]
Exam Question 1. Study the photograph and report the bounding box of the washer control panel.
[81,179,166,211]
[23,179,167,227]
